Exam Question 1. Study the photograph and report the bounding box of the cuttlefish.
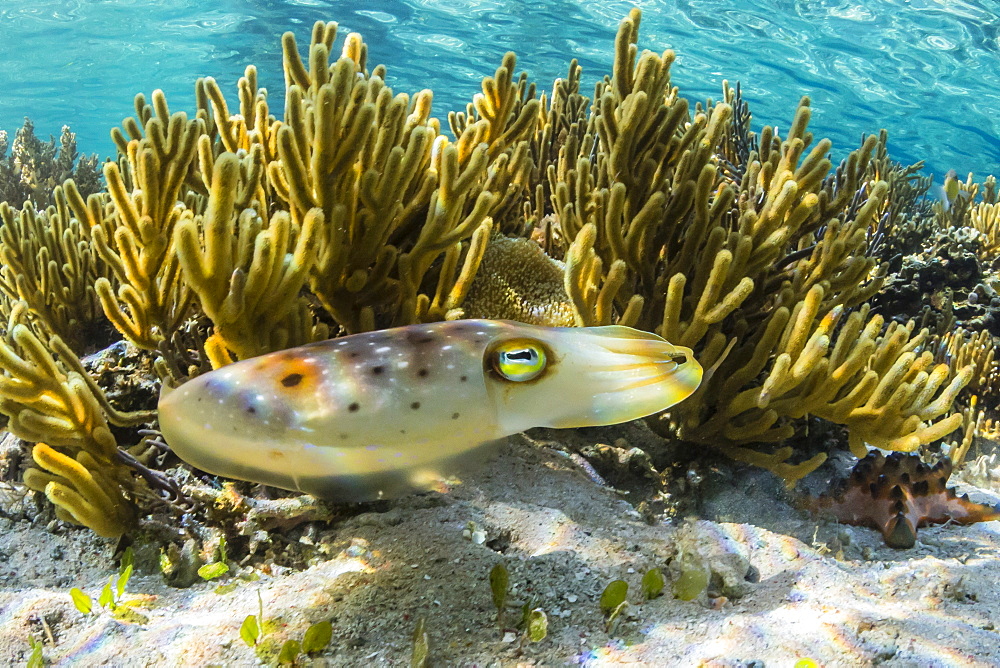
[158,320,702,501]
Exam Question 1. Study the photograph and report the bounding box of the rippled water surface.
[1,0,998,180]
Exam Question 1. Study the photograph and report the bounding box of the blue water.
[1,0,998,182]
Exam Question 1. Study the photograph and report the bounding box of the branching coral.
[0,307,147,536]
[967,196,1000,263]
[116,23,541,342]
[26,442,133,538]
[174,152,327,365]
[936,327,998,399]
[271,25,536,332]
[168,26,530,337]
[0,21,554,531]
[78,94,202,350]
[0,10,987,536]
[0,185,110,351]
[0,118,100,210]
[504,11,970,479]
[520,9,971,480]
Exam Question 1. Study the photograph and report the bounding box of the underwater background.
[4,1,1000,664]
[1,0,998,180]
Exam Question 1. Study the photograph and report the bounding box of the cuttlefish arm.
[157,319,702,501]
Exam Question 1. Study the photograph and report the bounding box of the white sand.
[1,428,999,667]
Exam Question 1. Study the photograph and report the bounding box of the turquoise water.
[1,0,998,181]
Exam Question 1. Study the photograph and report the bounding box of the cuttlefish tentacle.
[157,319,702,501]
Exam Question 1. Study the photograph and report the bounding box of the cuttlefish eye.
[490,339,547,382]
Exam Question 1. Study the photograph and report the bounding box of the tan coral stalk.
[175,152,325,362]
[90,94,201,348]
[24,444,134,537]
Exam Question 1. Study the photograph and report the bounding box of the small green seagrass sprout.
[276,621,333,666]
[486,562,550,646]
[489,562,509,634]
[411,616,430,668]
[197,535,230,581]
[524,608,548,644]
[69,547,150,625]
[594,569,664,635]
[239,590,333,664]
[25,635,44,668]
[599,579,629,633]
[641,567,666,600]
[239,591,265,648]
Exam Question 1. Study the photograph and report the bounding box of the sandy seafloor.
[1,422,999,667]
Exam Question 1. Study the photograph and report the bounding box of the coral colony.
[0,9,997,547]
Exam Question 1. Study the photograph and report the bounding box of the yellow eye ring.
[490,339,547,382]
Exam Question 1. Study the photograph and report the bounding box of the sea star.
[808,451,1000,548]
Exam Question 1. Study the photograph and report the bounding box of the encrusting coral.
[461,234,576,325]
[0,10,991,536]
